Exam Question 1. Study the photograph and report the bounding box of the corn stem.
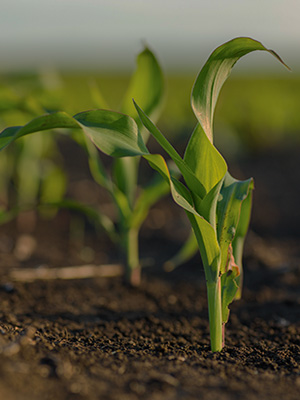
[122,227,141,286]
[207,277,224,352]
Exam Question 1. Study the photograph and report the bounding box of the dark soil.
[0,145,299,400]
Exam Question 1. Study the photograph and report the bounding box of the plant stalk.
[122,227,141,286]
[207,277,224,352]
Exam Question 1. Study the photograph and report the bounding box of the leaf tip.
[267,48,291,71]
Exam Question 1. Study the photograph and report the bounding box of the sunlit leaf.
[0,112,79,150]
[74,110,148,157]
[0,109,151,157]
[192,37,289,143]
[115,46,164,209]
[134,101,206,199]
[184,123,227,194]
[122,46,164,129]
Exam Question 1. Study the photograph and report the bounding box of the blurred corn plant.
[68,47,165,285]
[0,73,67,230]
[0,47,165,285]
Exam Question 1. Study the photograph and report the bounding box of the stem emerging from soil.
[207,277,224,352]
[122,227,141,286]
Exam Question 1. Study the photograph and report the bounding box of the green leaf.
[217,172,254,275]
[74,110,149,157]
[134,101,206,199]
[141,152,221,280]
[221,243,240,323]
[184,123,227,194]
[0,110,151,225]
[198,177,224,229]
[130,174,169,230]
[141,154,221,281]
[192,37,289,143]
[133,102,222,280]
[113,157,139,210]
[232,187,253,269]
[88,79,109,109]
[121,46,164,130]
[0,112,79,151]
[83,135,111,190]
[0,110,150,158]
[115,46,164,210]
[186,212,221,282]
[232,185,253,299]
[142,154,194,213]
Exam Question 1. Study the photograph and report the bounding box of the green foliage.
[82,47,165,284]
[0,47,165,286]
[0,77,66,223]
[0,37,288,350]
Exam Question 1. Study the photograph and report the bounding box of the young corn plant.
[0,77,66,228]
[69,46,166,285]
[0,38,288,350]
[0,47,165,286]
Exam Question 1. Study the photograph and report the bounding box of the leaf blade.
[134,101,206,199]
[0,112,79,151]
[217,172,254,275]
[74,109,149,157]
[191,37,289,143]
[184,123,227,194]
[121,46,164,128]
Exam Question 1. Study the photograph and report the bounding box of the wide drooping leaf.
[0,109,150,225]
[0,109,216,252]
[0,112,79,150]
[0,110,149,157]
[74,110,149,157]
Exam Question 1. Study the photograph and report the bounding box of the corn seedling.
[0,47,165,285]
[0,38,288,350]
[0,76,66,229]
[83,47,166,285]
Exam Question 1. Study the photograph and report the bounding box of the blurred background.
[1,0,300,153]
[1,0,299,72]
[0,0,299,252]
[0,0,300,276]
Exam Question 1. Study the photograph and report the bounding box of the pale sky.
[1,0,299,72]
